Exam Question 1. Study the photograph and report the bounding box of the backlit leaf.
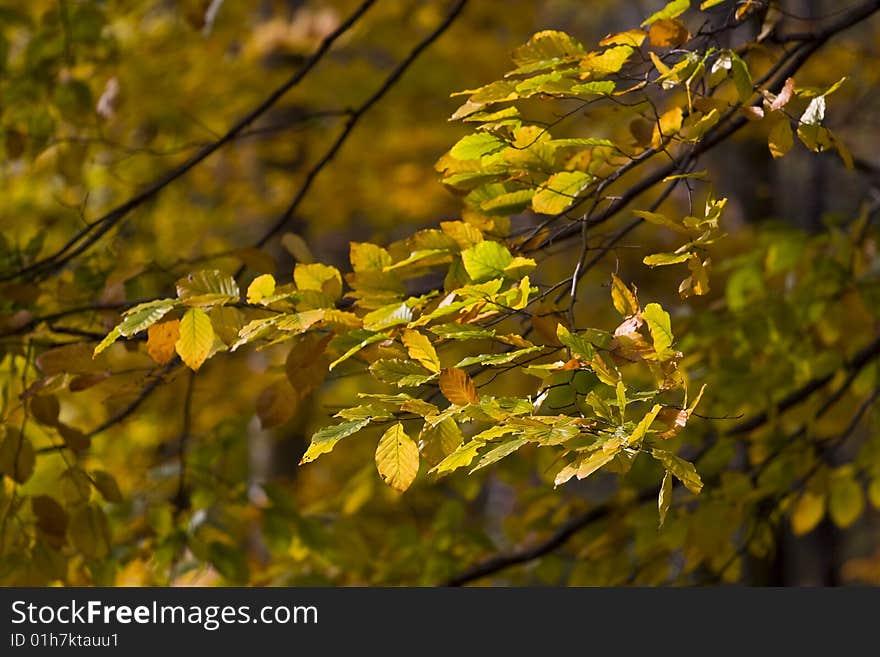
[300,419,371,464]
[531,171,592,215]
[643,303,675,359]
[246,274,276,304]
[176,270,239,307]
[439,367,479,405]
[402,329,441,373]
[642,0,690,27]
[369,359,436,387]
[375,423,419,492]
[461,241,513,283]
[147,319,180,365]
[175,307,214,371]
[652,448,702,494]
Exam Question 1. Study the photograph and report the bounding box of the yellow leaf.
[599,29,646,48]
[175,308,214,371]
[652,106,684,148]
[610,273,639,317]
[629,404,663,446]
[246,274,276,304]
[768,116,793,159]
[580,45,633,76]
[294,262,342,298]
[147,319,180,365]
[375,423,420,492]
[439,367,479,405]
[402,329,440,373]
[791,490,825,536]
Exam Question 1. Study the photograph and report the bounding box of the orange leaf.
[439,367,479,405]
[648,19,689,48]
[147,319,180,365]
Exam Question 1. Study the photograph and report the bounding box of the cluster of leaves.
[3,0,880,586]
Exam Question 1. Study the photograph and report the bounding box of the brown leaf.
[37,342,102,375]
[31,495,68,540]
[58,424,90,452]
[147,319,180,365]
[69,372,110,392]
[256,379,299,429]
[439,367,479,405]
[29,394,60,426]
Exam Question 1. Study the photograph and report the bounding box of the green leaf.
[175,307,214,371]
[511,30,586,68]
[455,345,543,368]
[449,133,507,160]
[659,471,672,527]
[118,299,176,336]
[300,419,371,464]
[479,188,536,215]
[652,448,702,494]
[556,325,594,361]
[576,448,618,480]
[642,0,690,26]
[363,302,413,331]
[208,541,249,584]
[246,274,276,304]
[429,440,485,475]
[375,423,420,492]
[729,52,752,102]
[642,302,675,359]
[531,171,592,215]
[431,323,496,341]
[461,241,513,283]
[470,437,529,473]
[568,82,616,96]
[369,359,436,387]
[176,270,239,307]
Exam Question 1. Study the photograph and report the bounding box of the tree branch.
[244,0,470,258]
[1,0,378,283]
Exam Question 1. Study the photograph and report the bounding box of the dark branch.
[1,0,378,283]
[244,0,470,258]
